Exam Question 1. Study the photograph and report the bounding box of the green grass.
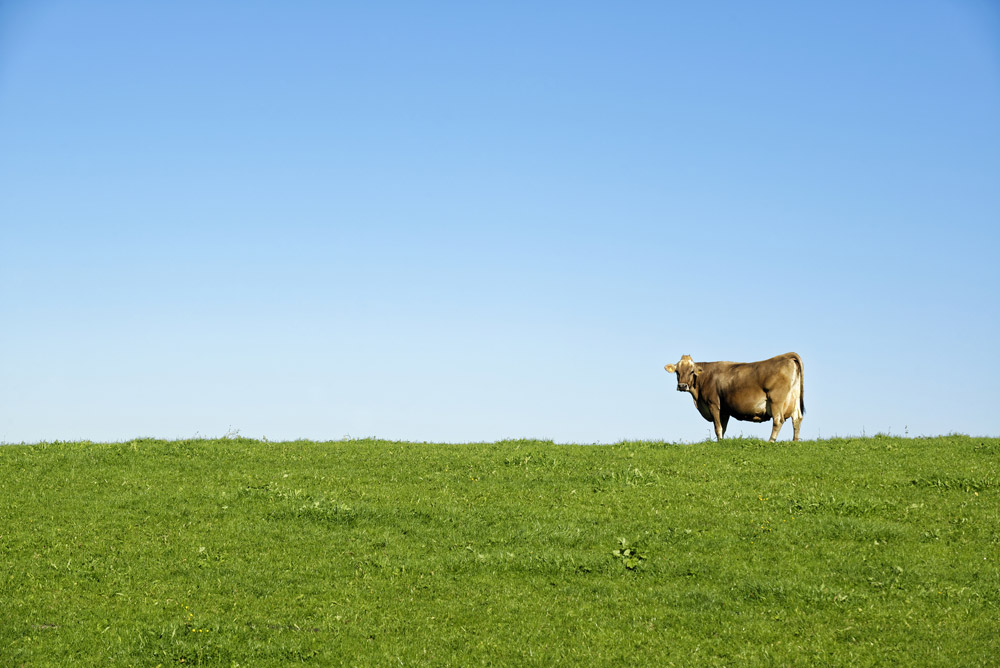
[1,435,998,666]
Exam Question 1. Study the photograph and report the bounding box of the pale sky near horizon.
[2,1,998,444]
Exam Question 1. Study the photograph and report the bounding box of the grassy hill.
[1,435,997,666]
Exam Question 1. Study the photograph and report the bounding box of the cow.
[664,352,805,442]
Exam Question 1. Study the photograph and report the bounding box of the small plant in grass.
[613,538,645,570]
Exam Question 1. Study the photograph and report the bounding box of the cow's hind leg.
[790,393,803,441]
[791,357,803,441]
[769,415,784,442]
[766,391,787,442]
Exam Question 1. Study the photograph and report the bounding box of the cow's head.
[664,355,701,393]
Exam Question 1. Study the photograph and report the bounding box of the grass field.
[1,435,997,666]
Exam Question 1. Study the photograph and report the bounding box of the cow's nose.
[677,383,689,392]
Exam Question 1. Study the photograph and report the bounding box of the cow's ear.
[695,365,704,375]
[665,364,676,373]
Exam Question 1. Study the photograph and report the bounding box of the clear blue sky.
[2,1,998,443]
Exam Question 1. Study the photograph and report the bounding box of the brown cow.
[664,353,805,442]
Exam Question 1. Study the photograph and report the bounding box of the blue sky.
[2,1,998,443]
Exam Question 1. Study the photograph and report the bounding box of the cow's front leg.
[710,405,725,441]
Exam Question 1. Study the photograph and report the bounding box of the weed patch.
[911,475,999,492]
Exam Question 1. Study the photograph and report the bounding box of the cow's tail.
[792,353,805,416]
